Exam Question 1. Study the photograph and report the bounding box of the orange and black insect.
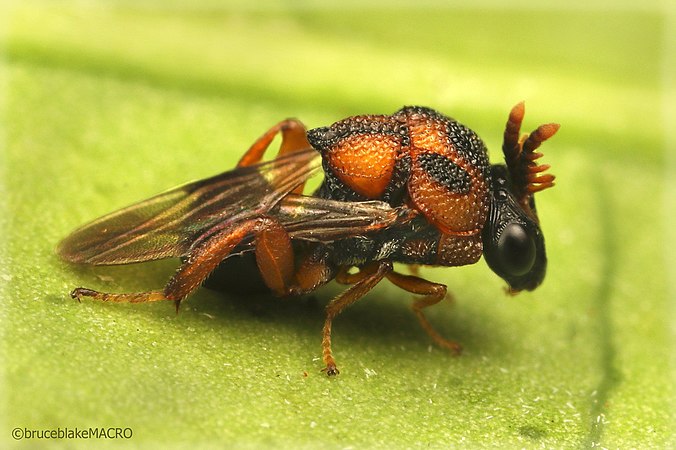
[58,102,558,375]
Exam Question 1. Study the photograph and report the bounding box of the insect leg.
[164,216,314,310]
[70,288,167,304]
[321,262,392,376]
[237,119,311,167]
[71,217,288,311]
[292,247,337,294]
[253,218,295,296]
[385,271,462,354]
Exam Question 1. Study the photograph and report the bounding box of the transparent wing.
[177,193,419,259]
[57,149,321,265]
[278,195,416,242]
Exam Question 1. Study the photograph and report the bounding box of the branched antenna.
[502,102,559,213]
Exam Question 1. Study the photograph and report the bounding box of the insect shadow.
[57,255,502,363]
[66,260,505,367]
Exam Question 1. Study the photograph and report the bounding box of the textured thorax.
[307,106,492,240]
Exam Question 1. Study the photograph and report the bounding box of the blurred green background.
[2,1,673,448]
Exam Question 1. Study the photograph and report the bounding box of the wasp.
[58,102,558,375]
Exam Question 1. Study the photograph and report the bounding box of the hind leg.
[237,119,312,196]
[238,119,311,165]
[72,217,296,309]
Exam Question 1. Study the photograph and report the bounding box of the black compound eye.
[497,223,536,277]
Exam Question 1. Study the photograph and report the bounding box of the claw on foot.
[431,332,463,355]
[70,287,98,302]
[322,364,340,376]
[441,340,463,356]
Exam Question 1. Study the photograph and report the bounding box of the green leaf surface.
[2,1,673,448]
